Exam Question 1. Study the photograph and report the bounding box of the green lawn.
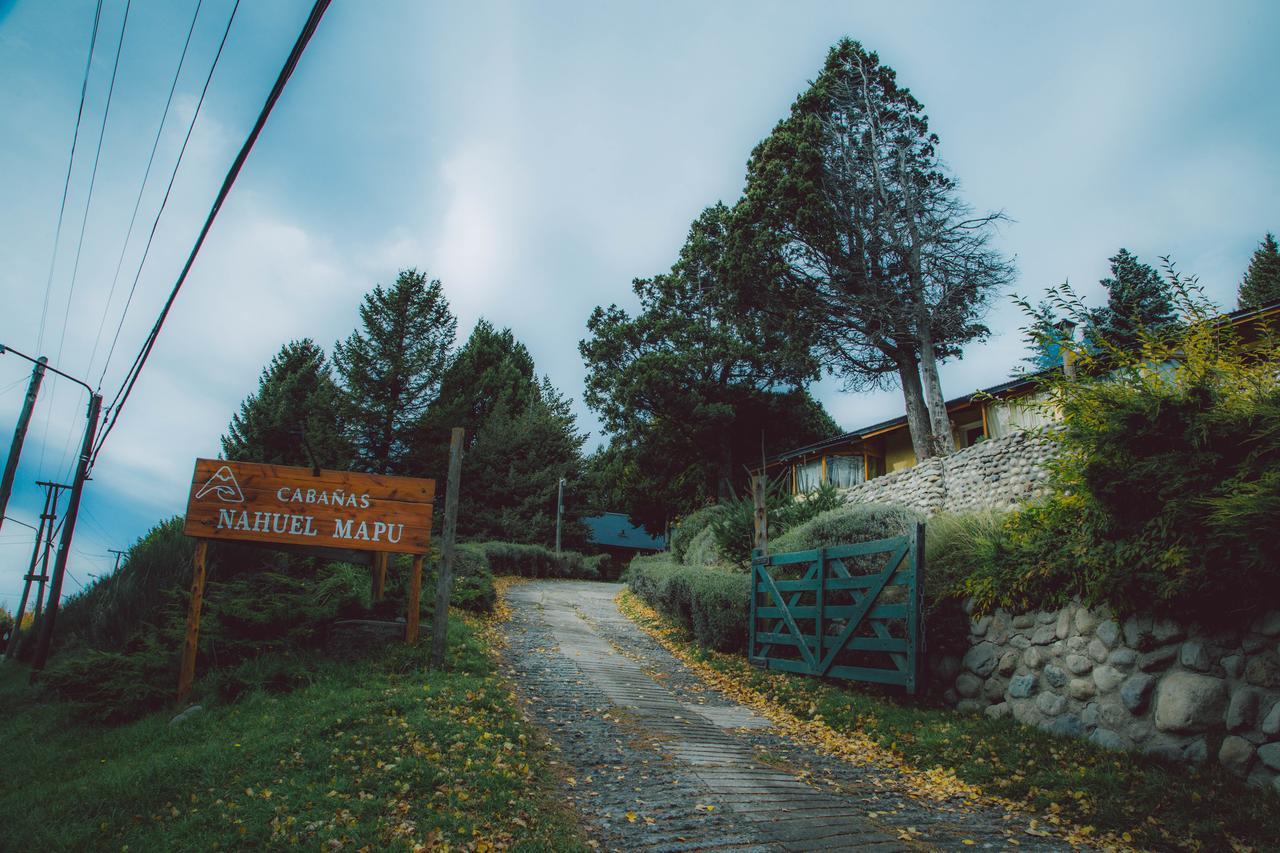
[620,589,1280,852]
[0,615,583,851]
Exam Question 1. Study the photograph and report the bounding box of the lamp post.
[555,477,565,554]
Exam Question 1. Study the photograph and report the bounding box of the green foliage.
[40,632,174,723]
[432,545,497,613]
[459,382,588,547]
[710,481,844,567]
[1238,232,1280,311]
[992,271,1280,621]
[625,557,749,653]
[730,37,1012,460]
[770,502,922,561]
[1089,249,1179,349]
[0,622,583,849]
[53,517,196,653]
[333,268,456,474]
[413,319,540,476]
[221,339,351,468]
[581,202,833,530]
[473,541,603,580]
[669,504,730,562]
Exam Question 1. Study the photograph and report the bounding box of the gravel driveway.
[500,580,1078,852]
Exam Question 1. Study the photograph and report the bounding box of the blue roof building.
[582,512,665,552]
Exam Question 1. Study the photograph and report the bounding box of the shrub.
[669,505,729,562]
[711,481,845,567]
[682,525,725,568]
[771,502,922,567]
[40,632,174,723]
[987,272,1280,622]
[473,541,603,580]
[687,571,750,652]
[625,557,748,653]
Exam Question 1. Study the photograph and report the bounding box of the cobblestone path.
[501,581,1078,852]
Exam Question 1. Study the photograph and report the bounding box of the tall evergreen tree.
[411,320,540,475]
[221,339,351,468]
[459,377,588,546]
[731,38,1012,462]
[333,269,456,474]
[1238,233,1280,310]
[1090,249,1177,349]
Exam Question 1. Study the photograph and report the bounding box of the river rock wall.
[839,429,1057,517]
[933,603,1280,791]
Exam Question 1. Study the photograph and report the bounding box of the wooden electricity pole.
[429,427,464,667]
[4,482,60,659]
[30,392,102,676]
[0,351,47,533]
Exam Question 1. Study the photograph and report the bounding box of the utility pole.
[555,477,565,554]
[30,392,102,676]
[108,548,126,573]
[0,348,47,533]
[5,481,66,659]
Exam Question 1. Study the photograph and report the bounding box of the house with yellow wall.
[768,298,1280,494]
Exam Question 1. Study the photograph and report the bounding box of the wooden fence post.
[372,552,387,601]
[430,427,464,667]
[752,474,767,556]
[176,539,209,704]
[405,554,424,643]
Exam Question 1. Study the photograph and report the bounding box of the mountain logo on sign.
[196,465,245,503]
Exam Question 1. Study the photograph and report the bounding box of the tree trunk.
[917,315,955,456]
[895,349,935,463]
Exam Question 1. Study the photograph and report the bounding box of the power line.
[98,0,240,393]
[93,0,334,467]
[56,0,133,372]
[36,0,105,356]
[35,0,106,477]
[88,0,205,391]
[48,0,133,484]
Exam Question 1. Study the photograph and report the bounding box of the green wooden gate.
[748,523,925,693]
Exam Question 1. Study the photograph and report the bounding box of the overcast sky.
[1,0,1277,606]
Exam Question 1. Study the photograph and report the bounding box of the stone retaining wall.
[933,603,1280,791]
[838,429,1057,517]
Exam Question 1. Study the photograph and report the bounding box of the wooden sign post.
[179,459,435,702]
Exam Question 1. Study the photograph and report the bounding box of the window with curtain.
[795,460,823,493]
[825,455,864,488]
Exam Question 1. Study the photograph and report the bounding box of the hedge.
[473,541,605,579]
[624,557,748,653]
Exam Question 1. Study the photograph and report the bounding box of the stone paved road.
[501,581,1080,852]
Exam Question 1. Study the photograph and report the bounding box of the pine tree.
[1090,249,1177,349]
[410,320,540,475]
[1238,233,1280,310]
[333,269,456,474]
[221,339,351,468]
[458,377,587,546]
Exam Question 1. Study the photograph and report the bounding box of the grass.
[619,589,1280,852]
[0,609,584,851]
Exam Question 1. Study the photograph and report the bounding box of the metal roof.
[582,512,665,550]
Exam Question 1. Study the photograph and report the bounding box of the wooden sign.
[182,459,435,555]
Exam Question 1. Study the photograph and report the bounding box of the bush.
[625,557,748,653]
[984,273,1280,622]
[669,505,729,562]
[473,541,603,580]
[40,633,174,724]
[710,482,845,567]
[771,502,922,566]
